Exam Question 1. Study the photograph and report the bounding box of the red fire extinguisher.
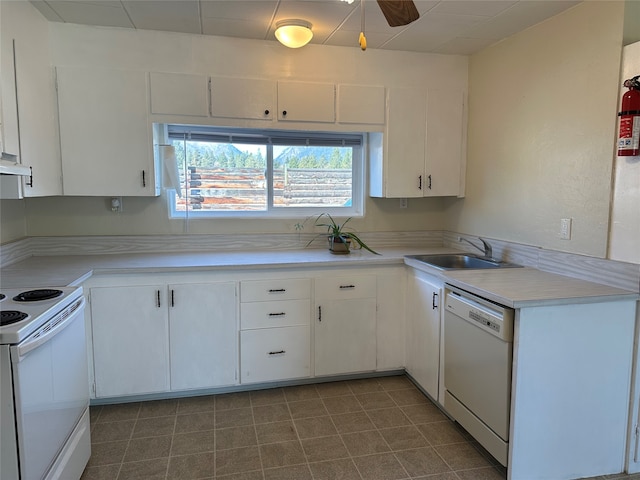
[618,75,640,156]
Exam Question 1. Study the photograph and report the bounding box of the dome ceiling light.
[274,19,313,48]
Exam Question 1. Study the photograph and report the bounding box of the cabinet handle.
[339,284,355,289]
[156,290,161,308]
[268,312,286,317]
[428,174,432,190]
[268,288,286,293]
[268,350,285,355]
[282,110,287,117]
[171,290,175,307]
[264,109,270,116]
[432,292,438,310]
[142,170,146,188]
[418,175,422,190]
[25,167,33,188]
[318,306,322,322]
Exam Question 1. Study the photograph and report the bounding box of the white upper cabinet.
[149,72,208,117]
[277,81,335,123]
[0,1,62,199]
[425,89,466,197]
[56,66,159,196]
[371,87,427,198]
[370,86,466,198]
[210,76,275,120]
[150,75,386,128]
[337,84,385,125]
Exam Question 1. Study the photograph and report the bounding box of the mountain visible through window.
[165,125,363,218]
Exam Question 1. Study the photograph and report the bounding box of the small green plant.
[306,213,379,255]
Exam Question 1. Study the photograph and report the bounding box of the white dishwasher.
[443,285,514,467]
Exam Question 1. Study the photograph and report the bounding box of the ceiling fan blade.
[376,0,419,27]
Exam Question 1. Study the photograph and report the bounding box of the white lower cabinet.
[314,275,377,376]
[240,326,310,383]
[405,270,442,401]
[169,282,237,391]
[90,280,238,398]
[91,285,170,398]
[89,267,402,397]
[240,278,311,384]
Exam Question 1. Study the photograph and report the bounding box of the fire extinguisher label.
[618,115,640,152]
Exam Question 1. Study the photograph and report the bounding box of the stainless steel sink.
[405,254,522,270]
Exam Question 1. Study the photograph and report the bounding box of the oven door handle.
[12,297,86,362]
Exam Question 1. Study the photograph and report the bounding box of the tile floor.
[80,375,635,480]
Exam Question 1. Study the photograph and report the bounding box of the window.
[163,125,364,218]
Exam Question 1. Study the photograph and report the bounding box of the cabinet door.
[169,282,237,391]
[378,87,427,198]
[210,76,275,120]
[376,269,405,370]
[406,272,441,400]
[425,89,465,197]
[91,285,169,398]
[277,81,335,123]
[315,298,377,376]
[150,72,208,117]
[56,66,157,196]
[337,84,385,125]
[1,0,63,198]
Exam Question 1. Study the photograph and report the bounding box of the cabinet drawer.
[241,299,310,329]
[241,279,310,302]
[315,275,376,300]
[240,326,310,384]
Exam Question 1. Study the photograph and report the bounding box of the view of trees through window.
[170,140,354,213]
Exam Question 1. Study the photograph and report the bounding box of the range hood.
[0,153,30,176]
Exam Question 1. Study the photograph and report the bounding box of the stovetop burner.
[1,310,29,326]
[0,294,5,301]
[13,289,64,302]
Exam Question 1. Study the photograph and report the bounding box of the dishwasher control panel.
[444,286,514,341]
[468,309,501,333]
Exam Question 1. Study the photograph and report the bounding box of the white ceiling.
[30,0,582,55]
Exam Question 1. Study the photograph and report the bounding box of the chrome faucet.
[458,236,493,260]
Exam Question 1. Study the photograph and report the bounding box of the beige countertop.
[1,248,637,309]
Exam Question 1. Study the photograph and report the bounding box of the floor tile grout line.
[250,394,266,480]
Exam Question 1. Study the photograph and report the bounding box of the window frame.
[159,124,366,219]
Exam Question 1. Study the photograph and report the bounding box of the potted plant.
[306,213,379,255]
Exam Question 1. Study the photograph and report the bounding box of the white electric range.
[0,287,91,480]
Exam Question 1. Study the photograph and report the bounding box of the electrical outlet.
[111,197,122,213]
[560,218,572,240]
[399,198,408,209]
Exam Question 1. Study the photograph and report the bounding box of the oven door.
[10,298,89,480]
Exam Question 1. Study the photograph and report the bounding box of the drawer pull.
[268,312,286,317]
[339,284,356,289]
[268,350,286,355]
[268,288,286,293]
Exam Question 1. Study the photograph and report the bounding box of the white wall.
[443,1,625,259]
[609,40,640,264]
[0,200,26,242]
[19,22,467,238]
